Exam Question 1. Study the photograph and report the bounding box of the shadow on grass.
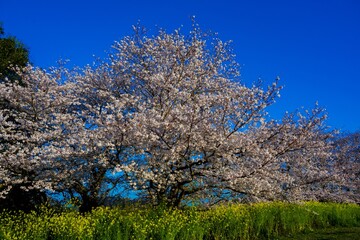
[278,227,360,240]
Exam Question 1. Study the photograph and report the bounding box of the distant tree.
[329,132,360,203]
[0,23,29,84]
[0,23,29,112]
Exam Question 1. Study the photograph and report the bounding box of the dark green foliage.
[0,23,29,84]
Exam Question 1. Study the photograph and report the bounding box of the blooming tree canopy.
[0,23,355,211]
[107,25,338,206]
[0,66,75,198]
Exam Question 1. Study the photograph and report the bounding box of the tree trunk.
[79,194,99,213]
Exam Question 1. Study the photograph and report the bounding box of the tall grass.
[0,202,359,240]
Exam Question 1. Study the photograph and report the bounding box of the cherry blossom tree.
[0,66,75,210]
[0,64,139,212]
[328,132,360,203]
[108,25,338,206]
[222,108,335,203]
[50,63,141,212]
[0,23,349,211]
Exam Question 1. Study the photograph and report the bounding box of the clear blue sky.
[1,0,359,132]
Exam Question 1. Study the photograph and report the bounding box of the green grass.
[0,202,359,239]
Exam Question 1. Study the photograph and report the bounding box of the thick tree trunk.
[79,194,99,213]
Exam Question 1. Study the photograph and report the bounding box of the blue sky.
[1,0,359,132]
